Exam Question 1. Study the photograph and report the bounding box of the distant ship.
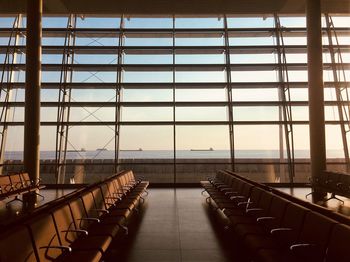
[190,147,214,151]
[121,148,143,151]
[67,148,86,152]
[96,148,108,151]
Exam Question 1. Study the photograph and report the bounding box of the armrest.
[225,191,238,195]
[93,209,109,214]
[290,243,316,251]
[230,195,245,200]
[256,216,275,222]
[270,227,292,236]
[237,201,252,207]
[246,208,263,214]
[77,218,100,223]
[40,245,72,252]
[62,229,88,236]
[290,243,320,259]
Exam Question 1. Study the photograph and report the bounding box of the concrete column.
[24,0,42,183]
[306,0,327,194]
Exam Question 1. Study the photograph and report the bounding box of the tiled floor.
[106,188,242,262]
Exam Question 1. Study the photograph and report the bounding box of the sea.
[3,149,346,160]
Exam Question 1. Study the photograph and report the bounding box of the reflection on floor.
[0,188,74,226]
[277,187,350,216]
[106,188,241,262]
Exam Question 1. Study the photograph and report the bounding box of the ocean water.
[4,149,345,160]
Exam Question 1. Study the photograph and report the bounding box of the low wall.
[3,158,348,184]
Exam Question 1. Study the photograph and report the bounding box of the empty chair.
[257,211,337,262]
[235,195,290,240]
[51,203,112,254]
[228,189,274,229]
[28,212,102,261]
[245,203,309,258]
[69,197,120,238]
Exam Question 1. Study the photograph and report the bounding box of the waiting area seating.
[308,170,350,203]
[0,172,45,206]
[0,170,149,262]
[201,170,350,262]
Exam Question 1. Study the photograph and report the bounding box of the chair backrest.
[0,175,11,194]
[297,212,337,259]
[240,183,254,199]
[91,187,107,211]
[279,203,309,245]
[247,187,264,208]
[325,223,350,262]
[9,173,23,190]
[266,195,290,227]
[126,171,135,183]
[69,197,90,230]
[255,190,273,214]
[81,191,99,219]
[28,213,64,261]
[232,178,243,192]
[20,172,32,187]
[51,204,78,246]
[0,225,37,262]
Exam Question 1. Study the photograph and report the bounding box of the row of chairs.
[308,170,350,203]
[0,172,45,206]
[0,170,149,262]
[201,170,350,262]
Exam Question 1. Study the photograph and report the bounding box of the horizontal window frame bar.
[2,44,350,55]
[1,81,349,89]
[0,101,348,107]
[1,63,349,71]
[0,120,346,126]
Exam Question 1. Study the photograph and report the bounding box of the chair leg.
[6,195,23,207]
[324,193,345,204]
[35,192,45,200]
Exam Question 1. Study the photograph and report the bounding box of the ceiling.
[0,0,349,15]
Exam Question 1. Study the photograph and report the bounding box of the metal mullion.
[55,15,70,183]
[55,15,76,184]
[0,15,21,174]
[274,14,295,184]
[224,15,235,171]
[172,15,176,185]
[114,16,124,173]
[325,14,350,172]
[62,14,77,181]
